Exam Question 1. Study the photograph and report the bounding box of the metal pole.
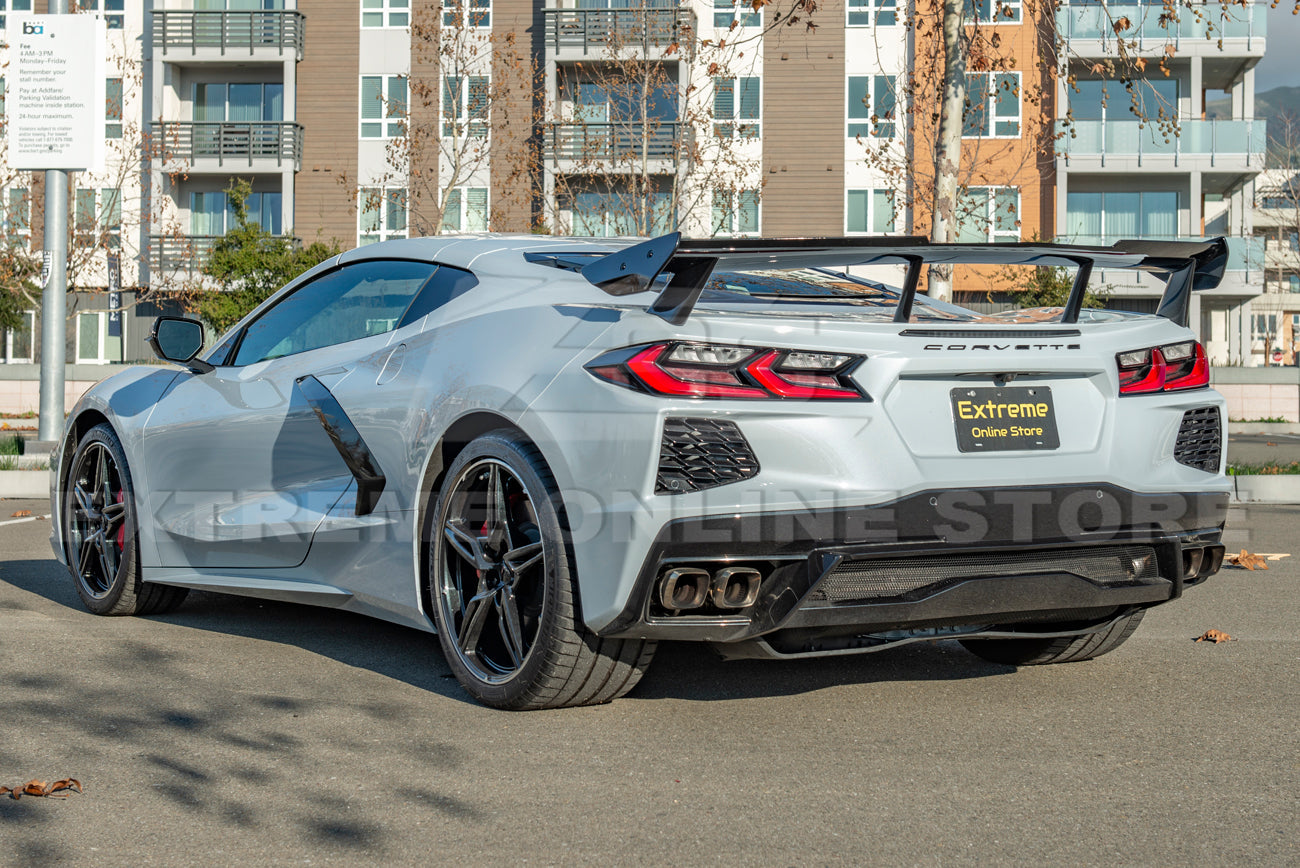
[37,0,72,442]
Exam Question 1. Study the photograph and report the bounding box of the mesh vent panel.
[656,417,759,494]
[808,545,1161,605]
[1174,406,1221,473]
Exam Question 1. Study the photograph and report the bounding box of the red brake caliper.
[115,490,126,548]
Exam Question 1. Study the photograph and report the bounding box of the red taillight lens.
[587,342,867,400]
[1162,341,1210,391]
[1116,341,1209,395]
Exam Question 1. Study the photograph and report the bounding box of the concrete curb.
[0,470,49,499]
[1231,474,1300,503]
[1228,422,1300,435]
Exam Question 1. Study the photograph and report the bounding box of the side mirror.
[149,316,214,374]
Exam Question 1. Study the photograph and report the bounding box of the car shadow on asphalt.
[4,559,1016,707]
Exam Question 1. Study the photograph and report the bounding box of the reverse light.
[1116,340,1210,395]
[586,342,867,400]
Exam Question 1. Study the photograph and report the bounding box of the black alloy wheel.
[63,423,187,616]
[428,430,656,710]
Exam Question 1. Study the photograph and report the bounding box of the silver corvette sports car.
[51,233,1231,709]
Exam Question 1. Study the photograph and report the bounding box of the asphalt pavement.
[0,498,1296,865]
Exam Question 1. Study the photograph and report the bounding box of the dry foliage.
[1226,549,1270,571]
[10,510,31,518]
[0,779,83,800]
[1193,629,1236,644]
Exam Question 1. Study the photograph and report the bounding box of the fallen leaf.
[1267,441,1278,446]
[10,510,31,518]
[1194,629,1236,644]
[0,778,83,800]
[1225,549,1269,570]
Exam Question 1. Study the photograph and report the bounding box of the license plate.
[950,386,1060,452]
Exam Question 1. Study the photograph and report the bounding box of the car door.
[141,258,440,570]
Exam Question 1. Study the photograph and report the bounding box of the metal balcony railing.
[1057,119,1266,167]
[153,121,303,167]
[543,6,692,54]
[544,122,682,163]
[149,233,298,273]
[152,10,306,56]
[1057,1,1265,50]
[1062,234,1265,273]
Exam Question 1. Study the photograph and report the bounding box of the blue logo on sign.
[23,22,44,34]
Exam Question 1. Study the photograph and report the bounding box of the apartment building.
[0,0,1272,372]
[1055,0,1267,364]
[1251,168,1300,365]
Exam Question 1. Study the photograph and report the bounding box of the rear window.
[700,268,900,305]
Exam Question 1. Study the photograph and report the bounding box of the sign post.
[7,8,106,441]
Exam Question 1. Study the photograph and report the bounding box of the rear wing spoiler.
[530,234,1229,327]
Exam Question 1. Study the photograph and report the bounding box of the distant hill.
[1207,85,1300,164]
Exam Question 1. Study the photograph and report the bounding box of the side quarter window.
[398,263,479,326]
[232,260,438,366]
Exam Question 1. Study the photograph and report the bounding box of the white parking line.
[0,514,50,528]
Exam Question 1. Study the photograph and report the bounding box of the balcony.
[543,6,692,59]
[544,122,683,168]
[152,10,306,60]
[1057,119,1265,171]
[149,233,298,277]
[152,121,303,172]
[1058,1,1264,56]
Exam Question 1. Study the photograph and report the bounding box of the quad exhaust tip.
[659,567,711,611]
[711,567,762,609]
[658,565,764,612]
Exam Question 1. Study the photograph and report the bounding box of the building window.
[193,82,284,122]
[2,310,35,364]
[74,188,121,250]
[190,190,282,235]
[1261,196,1292,210]
[847,0,896,26]
[713,0,759,28]
[1251,313,1278,341]
[76,0,123,29]
[361,0,408,28]
[106,77,123,139]
[77,310,120,364]
[4,188,30,242]
[847,75,896,138]
[1289,275,1300,293]
[1065,190,1178,239]
[964,72,1020,138]
[1069,79,1177,124]
[359,187,407,245]
[965,0,1020,23]
[956,187,1019,243]
[569,191,672,237]
[442,0,490,27]
[361,75,407,139]
[0,1,35,31]
[711,189,759,237]
[713,77,760,139]
[846,189,895,234]
[442,187,489,232]
[442,75,489,138]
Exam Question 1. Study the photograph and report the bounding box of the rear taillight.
[1116,340,1210,395]
[587,342,867,400]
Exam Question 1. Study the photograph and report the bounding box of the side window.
[399,264,479,326]
[232,260,438,366]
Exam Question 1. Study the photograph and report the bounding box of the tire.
[428,430,655,710]
[63,423,188,617]
[959,609,1146,666]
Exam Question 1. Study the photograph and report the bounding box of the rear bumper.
[598,483,1228,642]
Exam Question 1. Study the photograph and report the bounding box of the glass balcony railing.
[1058,119,1265,165]
[1057,2,1265,48]
[1061,234,1265,272]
